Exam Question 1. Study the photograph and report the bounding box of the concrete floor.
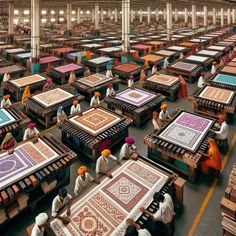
[2,71,236,236]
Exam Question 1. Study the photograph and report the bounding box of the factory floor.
[2,75,236,236]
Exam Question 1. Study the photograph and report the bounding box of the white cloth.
[106,87,115,96]
[163,57,169,69]
[95,154,117,177]
[90,96,100,106]
[23,128,39,141]
[197,76,204,88]
[152,65,157,74]
[51,194,72,217]
[35,213,48,225]
[211,65,216,74]
[119,143,136,161]
[31,225,45,236]
[106,70,113,78]
[215,121,228,140]
[70,104,81,115]
[0,99,11,108]
[3,73,10,82]
[74,173,93,195]
[128,79,134,88]
[138,228,152,236]
[179,52,184,59]
[159,110,170,120]
[153,193,174,224]
[152,118,161,130]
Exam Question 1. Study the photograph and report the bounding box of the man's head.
[124,225,138,236]
[153,192,165,203]
[58,187,67,201]
[125,137,135,147]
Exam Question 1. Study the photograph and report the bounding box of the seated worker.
[197,72,205,89]
[42,77,54,92]
[95,149,120,179]
[128,75,134,88]
[74,166,100,196]
[23,122,39,141]
[90,92,100,107]
[31,213,48,236]
[163,57,170,70]
[211,61,217,74]
[106,67,114,78]
[57,106,67,125]
[119,137,138,161]
[152,111,161,131]
[51,188,72,225]
[70,99,81,116]
[215,114,228,152]
[152,62,158,74]
[125,222,152,236]
[0,95,12,109]
[106,83,116,97]
[83,67,91,77]
[1,132,17,154]
[178,75,188,99]
[159,103,171,121]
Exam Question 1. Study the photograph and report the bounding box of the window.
[13,19,19,24]
[51,18,56,22]
[86,10,90,15]
[72,11,75,15]
[24,10,30,15]
[103,11,106,14]
[51,10,55,14]
[41,10,47,15]
[71,17,76,22]
[23,19,29,23]
[59,17,64,22]
[14,10,19,15]
[59,10,64,15]
[80,11,83,14]
[41,19,47,23]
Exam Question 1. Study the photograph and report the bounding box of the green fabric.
[2,132,13,144]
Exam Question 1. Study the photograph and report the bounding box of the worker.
[163,57,170,69]
[42,77,54,92]
[152,111,161,131]
[140,192,175,235]
[178,75,188,99]
[106,67,114,78]
[21,85,31,112]
[68,70,77,87]
[159,103,171,121]
[128,75,134,88]
[179,52,184,59]
[31,213,48,236]
[106,83,116,97]
[23,123,39,141]
[197,72,205,89]
[90,92,100,107]
[0,95,12,108]
[152,62,158,74]
[215,114,228,152]
[51,188,72,225]
[200,138,222,177]
[119,137,138,161]
[3,71,10,82]
[74,166,100,196]
[211,61,217,74]
[229,50,234,60]
[125,220,152,236]
[83,67,91,77]
[95,149,120,179]
[70,99,81,116]
[57,106,67,125]
[1,132,17,153]
[139,69,146,85]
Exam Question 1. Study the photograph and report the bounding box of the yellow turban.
[3,95,10,100]
[208,147,214,156]
[95,92,101,97]
[161,103,168,110]
[77,166,88,175]
[101,149,111,158]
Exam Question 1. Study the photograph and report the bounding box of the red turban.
[28,122,36,129]
[125,137,135,144]
[218,114,227,121]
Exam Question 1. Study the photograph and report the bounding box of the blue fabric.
[213,73,236,86]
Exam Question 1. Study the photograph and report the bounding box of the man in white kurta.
[70,99,81,115]
[106,67,114,78]
[0,95,11,108]
[119,137,138,161]
[215,114,228,140]
[128,76,134,88]
[3,72,10,82]
[23,123,39,141]
[90,92,100,107]
[31,213,48,236]
[106,84,116,96]
[163,57,170,69]
[159,104,171,121]
[197,72,205,89]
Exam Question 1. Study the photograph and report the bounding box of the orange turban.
[161,103,168,110]
[77,166,88,175]
[3,95,10,100]
[101,149,111,157]
[212,61,217,65]
[218,114,227,121]
[73,99,78,105]
[95,92,101,97]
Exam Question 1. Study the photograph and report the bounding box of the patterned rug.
[50,160,168,236]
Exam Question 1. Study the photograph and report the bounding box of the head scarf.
[153,111,158,117]
[212,61,217,65]
[28,122,36,129]
[47,77,52,83]
[3,95,10,100]
[21,86,31,103]
[129,75,134,80]
[35,213,48,226]
[77,166,88,175]
[200,72,205,76]
[125,137,135,145]
[161,103,168,110]
[218,114,227,121]
[107,83,113,88]
[95,92,100,97]
[101,149,111,157]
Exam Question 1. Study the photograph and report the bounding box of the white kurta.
[179,52,184,59]
[74,173,93,195]
[197,76,204,88]
[51,194,72,217]
[106,70,113,77]
[152,118,161,130]
[106,87,115,96]
[70,104,81,115]
[163,58,169,69]
[211,65,216,74]
[152,65,157,74]
[0,99,11,108]
[159,110,170,120]
[215,121,228,140]
[31,225,45,236]
[95,154,117,177]
[90,96,100,106]
[128,79,134,88]
[119,143,136,161]
[153,193,174,224]
[138,228,152,236]
[23,128,39,141]
[3,73,10,82]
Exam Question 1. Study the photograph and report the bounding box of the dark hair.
[125,225,138,236]
[153,192,165,202]
[58,188,67,198]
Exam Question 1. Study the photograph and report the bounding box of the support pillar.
[163,8,166,21]
[122,0,130,53]
[175,8,178,22]
[66,3,72,30]
[227,8,231,26]
[147,7,151,25]
[213,8,216,27]
[131,9,134,23]
[192,5,196,34]
[139,9,142,23]
[108,9,112,18]
[77,8,81,24]
[31,0,40,59]
[203,6,207,30]
[114,8,118,22]
[95,3,99,30]
[101,9,104,22]
[184,8,188,25]
[232,9,235,24]
[221,8,224,27]
[156,8,159,21]
[166,2,172,41]
[8,3,14,35]
[92,9,95,22]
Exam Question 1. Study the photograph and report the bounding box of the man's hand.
[107,173,113,178]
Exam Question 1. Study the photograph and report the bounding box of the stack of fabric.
[17,194,29,211]
[41,179,57,194]
[6,203,19,219]
[0,209,8,224]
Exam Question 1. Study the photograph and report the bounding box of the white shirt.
[70,104,81,115]
[138,229,152,236]
[152,118,161,130]
[106,87,115,96]
[153,193,174,224]
[90,96,100,106]
[23,128,39,141]
[51,194,72,217]
[159,110,170,120]
[197,76,204,88]
[215,121,228,140]
[106,70,113,78]
[152,65,157,74]
[211,65,216,74]
[0,99,11,108]
[128,79,134,88]
[95,154,117,177]
[31,225,45,236]
[179,52,184,59]
[163,58,169,69]
[74,173,93,196]
[3,73,10,82]
[119,143,136,161]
